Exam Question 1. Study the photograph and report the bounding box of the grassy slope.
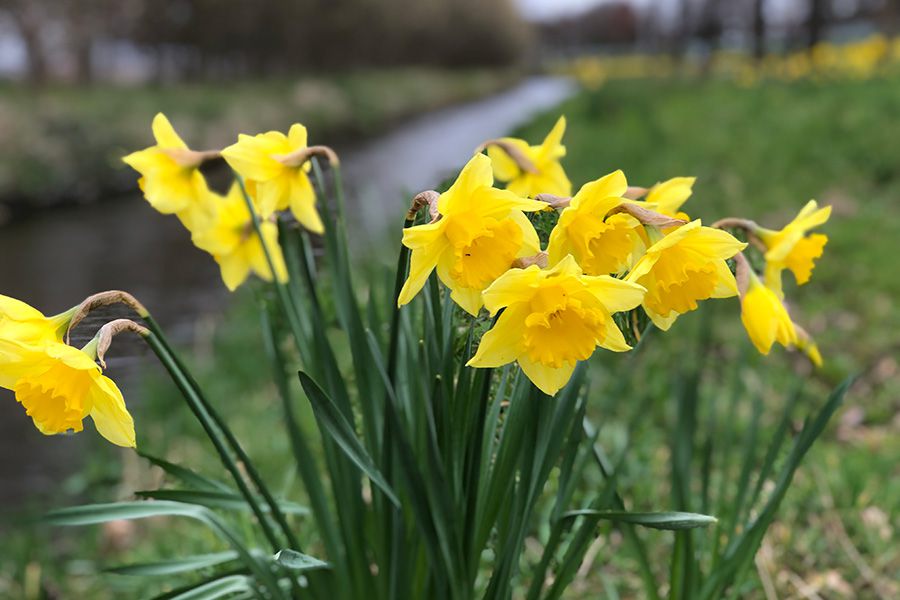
[512,76,899,598]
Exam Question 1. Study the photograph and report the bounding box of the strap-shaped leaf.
[107,551,239,576]
[166,574,251,600]
[298,371,400,507]
[560,510,718,531]
[273,549,330,571]
[134,489,309,515]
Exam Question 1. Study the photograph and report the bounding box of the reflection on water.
[0,76,575,506]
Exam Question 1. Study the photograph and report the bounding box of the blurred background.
[0,0,898,598]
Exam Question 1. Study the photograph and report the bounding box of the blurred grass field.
[2,74,898,598]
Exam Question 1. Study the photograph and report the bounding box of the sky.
[515,0,826,23]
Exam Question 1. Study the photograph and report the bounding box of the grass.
[0,67,520,212]
[511,75,899,597]
[2,74,898,598]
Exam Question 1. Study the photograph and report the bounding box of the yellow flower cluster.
[123,114,335,291]
[563,34,900,88]
[399,118,829,394]
[0,296,136,447]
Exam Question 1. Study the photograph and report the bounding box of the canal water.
[0,76,575,506]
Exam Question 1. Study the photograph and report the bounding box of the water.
[0,76,575,506]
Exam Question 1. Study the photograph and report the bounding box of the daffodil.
[546,170,645,276]
[758,200,830,296]
[467,255,645,395]
[122,113,213,230]
[192,184,289,292]
[0,295,74,361]
[626,220,746,330]
[1,340,135,447]
[486,116,572,198]
[739,271,798,356]
[221,124,322,233]
[643,176,695,219]
[397,154,545,315]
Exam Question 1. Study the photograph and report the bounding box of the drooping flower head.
[626,220,747,330]
[122,113,213,230]
[192,184,289,292]
[1,340,136,447]
[467,255,645,395]
[221,124,322,233]
[397,153,545,315]
[758,200,830,296]
[0,294,75,356]
[642,176,696,219]
[486,116,572,198]
[739,270,799,356]
[546,170,646,276]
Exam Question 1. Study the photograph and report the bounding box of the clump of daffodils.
[123,114,337,292]
[400,117,830,394]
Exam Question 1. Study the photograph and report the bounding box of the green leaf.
[298,371,400,507]
[273,549,330,571]
[166,574,252,600]
[107,551,239,576]
[134,489,309,515]
[138,452,234,493]
[560,510,717,531]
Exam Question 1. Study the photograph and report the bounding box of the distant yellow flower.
[740,272,798,356]
[467,255,645,395]
[1,340,135,447]
[626,221,746,330]
[546,170,645,276]
[487,116,572,198]
[758,200,830,296]
[192,184,289,292]
[643,176,695,219]
[397,153,545,315]
[221,124,322,233]
[122,113,213,230]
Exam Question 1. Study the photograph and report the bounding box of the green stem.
[140,330,284,554]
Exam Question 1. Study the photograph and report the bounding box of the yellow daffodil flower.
[643,176,695,219]
[1,340,135,447]
[626,220,746,330]
[122,113,213,230]
[487,116,572,198]
[467,255,645,395]
[397,154,545,315]
[546,170,645,276]
[192,184,289,292]
[0,295,74,361]
[758,200,830,296]
[221,124,322,233]
[739,271,798,356]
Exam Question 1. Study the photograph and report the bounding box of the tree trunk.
[752,0,766,60]
[807,0,827,49]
